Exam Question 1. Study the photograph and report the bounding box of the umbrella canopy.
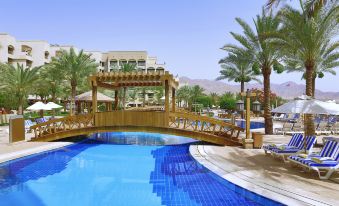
[46,102,63,109]
[26,101,52,111]
[272,98,339,115]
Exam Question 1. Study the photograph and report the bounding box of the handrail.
[169,112,244,131]
[30,114,94,139]
[168,112,244,139]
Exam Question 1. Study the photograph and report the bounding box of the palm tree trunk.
[263,67,273,134]
[305,63,315,136]
[312,76,316,97]
[18,97,23,115]
[240,81,245,93]
[70,80,77,115]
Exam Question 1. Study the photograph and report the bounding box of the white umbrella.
[46,102,63,109]
[26,101,51,111]
[272,96,339,152]
[272,97,339,115]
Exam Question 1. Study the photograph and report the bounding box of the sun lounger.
[263,133,303,154]
[24,119,35,133]
[274,122,294,135]
[288,139,339,179]
[271,136,316,162]
[315,122,331,135]
[285,122,304,135]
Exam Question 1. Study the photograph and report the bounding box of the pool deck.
[1,124,339,205]
[190,136,339,206]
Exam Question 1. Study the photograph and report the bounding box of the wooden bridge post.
[92,81,97,114]
[164,80,170,126]
[172,87,176,112]
[114,90,119,110]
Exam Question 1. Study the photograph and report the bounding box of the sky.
[0,0,338,92]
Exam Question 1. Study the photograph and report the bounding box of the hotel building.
[0,33,166,72]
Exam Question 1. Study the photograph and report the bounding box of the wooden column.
[172,87,176,112]
[164,80,169,113]
[92,83,97,113]
[114,90,119,110]
[246,91,251,139]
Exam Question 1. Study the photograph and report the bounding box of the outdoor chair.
[24,120,35,133]
[274,122,294,135]
[263,133,303,154]
[271,136,316,162]
[315,122,331,135]
[285,122,304,135]
[288,139,339,180]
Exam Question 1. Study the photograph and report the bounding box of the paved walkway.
[190,137,339,206]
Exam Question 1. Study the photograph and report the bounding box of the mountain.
[179,77,339,101]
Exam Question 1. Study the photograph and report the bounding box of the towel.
[278,145,285,150]
[311,157,334,163]
[298,154,308,158]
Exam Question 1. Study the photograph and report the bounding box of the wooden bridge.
[29,111,244,146]
[29,70,244,145]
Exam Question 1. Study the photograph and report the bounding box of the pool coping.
[0,142,72,164]
[189,144,332,206]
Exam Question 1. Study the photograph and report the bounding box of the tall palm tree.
[0,64,39,114]
[209,92,220,107]
[266,0,335,17]
[222,11,283,134]
[50,48,97,115]
[217,48,261,93]
[39,64,65,102]
[176,85,192,108]
[119,63,137,109]
[278,4,338,135]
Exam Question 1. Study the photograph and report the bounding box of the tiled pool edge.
[189,145,331,206]
[0,142,72,164]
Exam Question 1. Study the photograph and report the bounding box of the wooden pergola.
[88,70,179,113]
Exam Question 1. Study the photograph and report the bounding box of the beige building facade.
[0,33,166,71]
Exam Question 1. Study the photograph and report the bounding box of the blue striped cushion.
[288,133,303,147]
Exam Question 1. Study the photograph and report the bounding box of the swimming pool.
[0,132,282,206]
[235,120,265,129]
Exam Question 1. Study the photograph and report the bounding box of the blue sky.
[1,0,338,92]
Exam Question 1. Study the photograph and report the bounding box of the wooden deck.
[30,111,244,146]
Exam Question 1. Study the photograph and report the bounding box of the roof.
[89,70,179,90]
[75,91,113,102]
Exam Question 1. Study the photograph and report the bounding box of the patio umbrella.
[26,101,51,111]
[272,96,339,152]
[26,101,51,118]
[46,102,63,109]
[272,97,339,115]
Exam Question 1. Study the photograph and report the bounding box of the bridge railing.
[169,112,244,139]
[30,114,94,139]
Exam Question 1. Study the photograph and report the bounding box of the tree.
[266,0,335,17]
[219,92,237,110]
[176,85,191,108]
[50,48,97,115]
[222,11,283,134]
[0,64,39,114]
[278,3,338,135]
[218,48,261,93]
[119,63,137,109]
[209,92,220,106]
[190,85,204,108]
[39,64,66,102]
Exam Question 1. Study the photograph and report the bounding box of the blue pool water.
[0,132,282,206]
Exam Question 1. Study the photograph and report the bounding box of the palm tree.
[190,85,204,109]
[39,64,65,102]
[222,11,283,134]
[266,0,335,17]
[119,63,137,109]
[278,4,338,135]
[176,85,192,108]
[217,48,261,93]
[50,48,97,115]
[209,92,219,107]
[0,64,39,114]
